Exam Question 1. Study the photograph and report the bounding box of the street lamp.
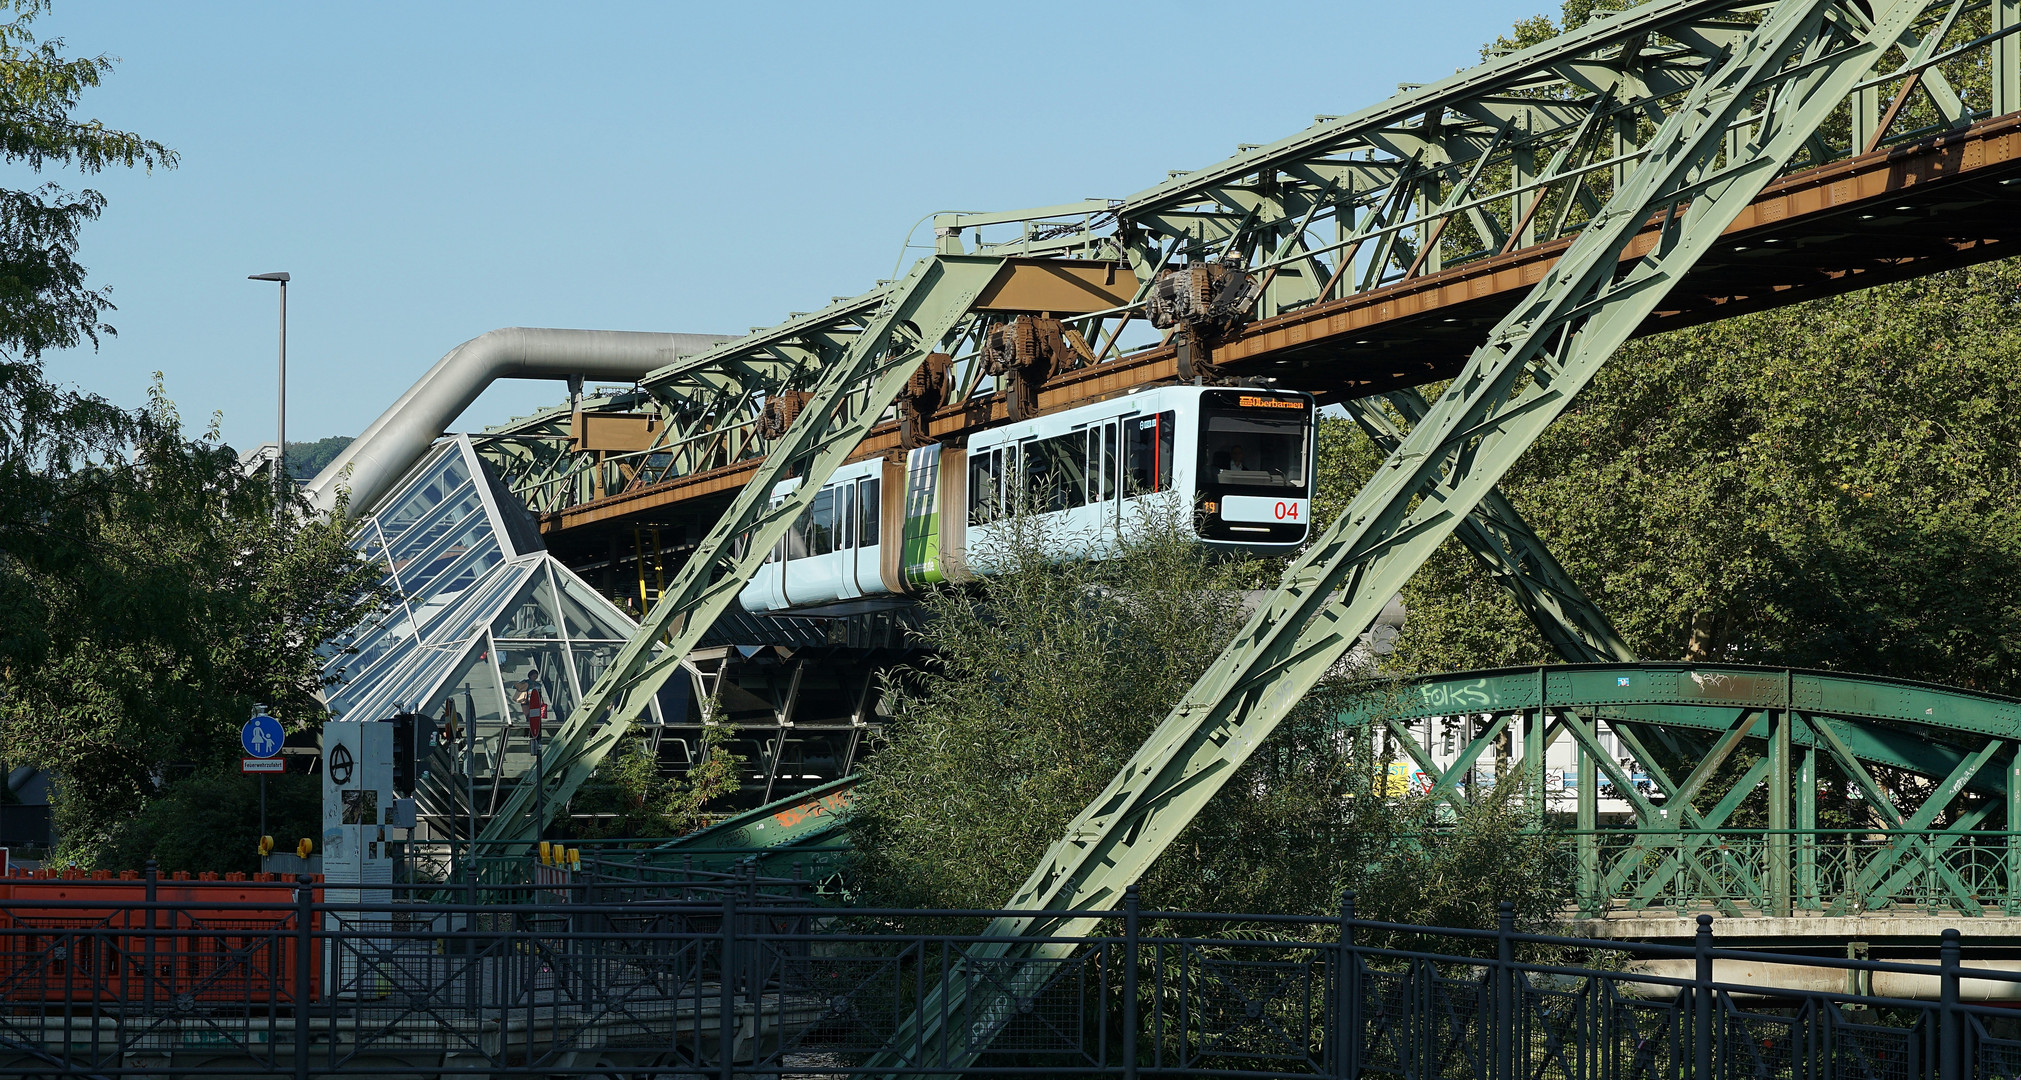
[247,272,290,504]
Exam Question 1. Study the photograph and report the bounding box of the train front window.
[1197,400,1309,497]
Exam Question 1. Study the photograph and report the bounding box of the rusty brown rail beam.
[541,113,2021,537]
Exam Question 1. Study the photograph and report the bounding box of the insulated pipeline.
[304,327,734,518]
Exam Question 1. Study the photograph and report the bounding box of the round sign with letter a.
[242,714,283,759]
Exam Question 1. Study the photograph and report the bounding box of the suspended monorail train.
[738,385,1315,615]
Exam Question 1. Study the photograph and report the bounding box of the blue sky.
[34,1,1550,451]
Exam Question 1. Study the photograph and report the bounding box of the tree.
[845,507,1571,925]
[1,385,390,864]
[1336,258,2021,693]
[285,436,352,481]
[0,0,176,673]
[568,721,743,840]
[0,6,390,866]
[97,770,321,877]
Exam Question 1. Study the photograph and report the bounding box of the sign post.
[242,710,285,864]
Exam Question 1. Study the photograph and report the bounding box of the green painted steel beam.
[654,775,856,858]
[587,775,860,882]
[475,256,1003,848]
[1344,389,1635,665]
[1355,663,2021,768]
[873,3,1943,1069]
[1001,0,1929,932]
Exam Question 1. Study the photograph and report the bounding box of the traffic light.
[390,712,415,794]
[389,711,440,794]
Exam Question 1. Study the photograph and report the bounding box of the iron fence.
[0,875,2015,1077]
[1573,828,2021,918]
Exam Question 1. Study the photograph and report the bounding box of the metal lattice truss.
[482,0,2019,521]
[996,0,1960,929]
[471,0,2018,889]
[478,257,1004,844]
[843,0,2006,1071]
[1349,663,2021,919]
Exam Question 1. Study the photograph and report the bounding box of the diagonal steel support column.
[477,255,1003,846]
[1345,390,1718,771]
[1343,389,1635,665]
[872,1,1936,1072]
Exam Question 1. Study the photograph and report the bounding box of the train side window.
[858,477,880,546]
[969,447,1003,524]
[1025,431,1088,512]
[839,485,854,550]
[1100,422,1118,501]
[1124,412,1175,496]
[784,497,810,560]
[808,486,836,556]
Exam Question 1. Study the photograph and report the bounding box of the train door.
[769,479,802,609]
[1087,419,1119,538]
[852,474,882,597]
[790,482,845,605]
[833,480,864,603]
[752,484,793,611]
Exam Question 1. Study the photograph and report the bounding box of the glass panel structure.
[317,435,659,839]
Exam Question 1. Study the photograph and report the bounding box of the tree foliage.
[846,509,1570,926]
[1337,258,2021,693]
[285,436,352,481]
[570,721,744,840]
[2,386,390,862]
[0,1,176,673]
[0,5,388,867]
[97,770,320,877]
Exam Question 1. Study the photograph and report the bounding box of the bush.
[94,770,320,875]
[847,505,1572,925]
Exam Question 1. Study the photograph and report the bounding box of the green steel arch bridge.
[433,0,2021,993]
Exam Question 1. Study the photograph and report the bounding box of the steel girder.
[1000,0,1934,932]
[858,1,1944,1071]
[473,257,1002,847]
[1341,389,1636,666]
[485,0,2011,524]
[454,0,2014,874]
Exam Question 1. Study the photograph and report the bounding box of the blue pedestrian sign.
[242,714,283,759]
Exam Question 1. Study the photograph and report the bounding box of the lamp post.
[247,272,290,504]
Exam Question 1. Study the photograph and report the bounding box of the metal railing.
[1571,828,2021,918]
[1,875,2016,1076]
[398,826,2021,918]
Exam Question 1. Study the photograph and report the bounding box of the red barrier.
[0,873,323,1004]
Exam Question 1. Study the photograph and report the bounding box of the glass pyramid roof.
[319,436,665,822]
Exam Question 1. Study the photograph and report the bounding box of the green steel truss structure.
[995,0,1954,933]
[482,0,2021,522]
[587,661,2021,919]
[477,255,1003,845]
[465,0,2021,917]
[1347,662,2021,920]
